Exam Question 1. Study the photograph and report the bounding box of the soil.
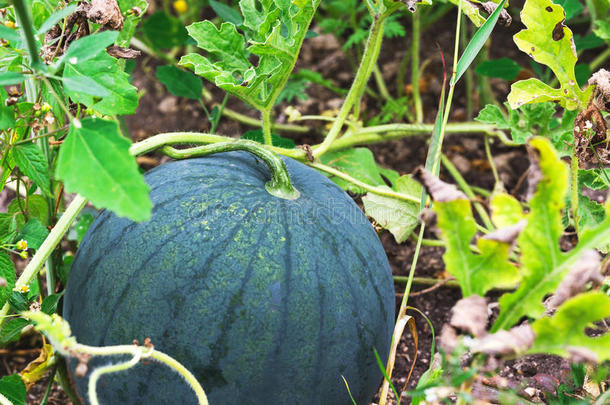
[1,1,607,404]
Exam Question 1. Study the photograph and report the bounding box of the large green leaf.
[492,138,610,331]
[529,292,610,361]
[318,148,396,193]
[179,0,321,111]
[61,32,138,115]
[507,0,593,110]
[362,175,421,243]
[55,118,151,222]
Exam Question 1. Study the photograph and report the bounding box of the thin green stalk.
[571,151,580,235]
[313,11,390,158]
[11,0,44,71]
[590,47,610,71]
[393,275,459,288]
[396,43,412,97]
[441,154,494,231]
[461,22,474,120]
[411,11,423,123]
[373,64,391,101]
[220,107,310,134]
[484,135,501,186]
[410,232,445,246]
[262,108,273,145]
[210,94,228,134]
[309,162,420,204]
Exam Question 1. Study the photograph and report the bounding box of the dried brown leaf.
[107,46,141,59]
[86,0,124,30]
[450,295,489,337]
[472,324,535,356]
[413,167,467,202]
[482,219,527,244]
[546,250,603,311]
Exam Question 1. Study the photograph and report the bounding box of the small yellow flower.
[173,0,188,14]
[4,21,15,29]
[17,284,29,293]
[16,239,27,250]
[19,250,28,259]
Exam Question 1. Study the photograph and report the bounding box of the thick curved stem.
[161,140,300,200]
[11,0,44,71]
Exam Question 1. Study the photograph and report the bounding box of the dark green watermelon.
[63,151,394,405]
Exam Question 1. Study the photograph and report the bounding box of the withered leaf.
[414,167,467,202]
[473,324,535,356]
[482,219,527,244]
[546,249,603,311]
[450,295,489,337]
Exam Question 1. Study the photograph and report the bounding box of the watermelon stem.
[160,140,301,200]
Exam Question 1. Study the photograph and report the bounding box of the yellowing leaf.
[507,0,593,110]
[529,292,610,361]
[492,138,610,331]
[19,344,55,390]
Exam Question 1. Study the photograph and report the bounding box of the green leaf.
[8,195,50,226]
[579,169,610,190]
[36,3,78,35]
[362,175,421,243]
[60,31,118,66]
[573,63,590,88]
[507,0,593,110]
[318,148,391,193]
[492,138,610,331]
[475,57,521,80]
[529,292,610,361]
[552,0,583,19]
[240,129,295,148]
[62,51,138,115]
[8,290,29,313]
[594,19,610,41]
[0,374,26,405]
[0,72,26,86]
[116,0,148,47]
[0,252,16,308]
[58,255,73,285]
[451,0,508,85]
[56,118,152,222]
[0,317,30,346]
[74,213,94,244]
[209,0,244,25]
[17,218,49,250]
[180,0,321,111]
[0,88,15,130]
[12,143,51,197]
[433,194,520,297]
[142,11,189,50]
[155,65,203,100]
[475,102,576,156]
[41,293,63,315]
[60,75,110,98]
[0,25,21,45]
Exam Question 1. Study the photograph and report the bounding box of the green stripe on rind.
[63,151,394,405]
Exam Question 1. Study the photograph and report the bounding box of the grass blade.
[451,0,508,86]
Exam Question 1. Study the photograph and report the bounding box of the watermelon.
[63,151,394,405]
